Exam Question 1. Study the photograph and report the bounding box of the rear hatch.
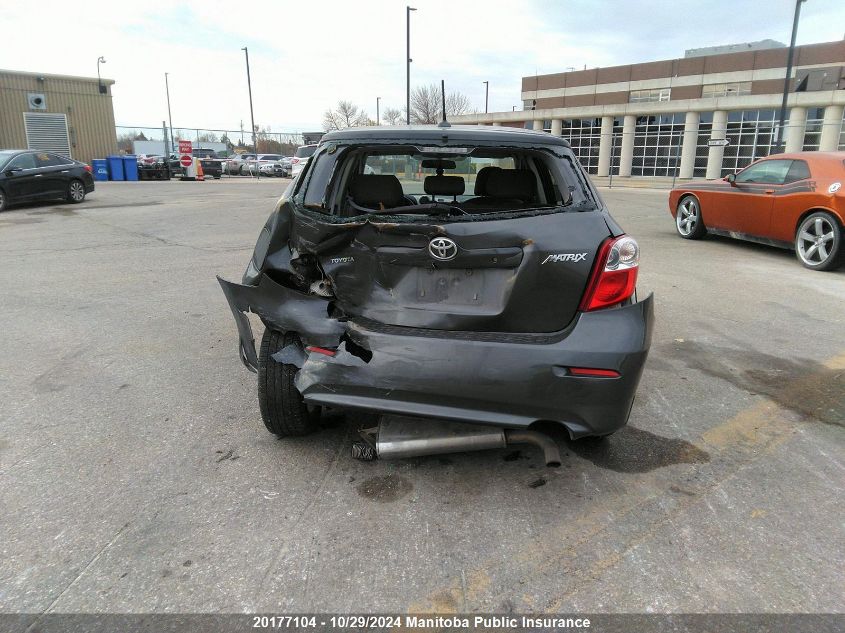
[300,211,609,334]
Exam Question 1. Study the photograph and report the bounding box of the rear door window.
[35,153,65,167]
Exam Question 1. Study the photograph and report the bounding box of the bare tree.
[323,100,370,131]
[409,84,440,124]
[446,91,472,116]
[409,84,475,124]
[381,107,404,126]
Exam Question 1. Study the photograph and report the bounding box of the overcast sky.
[2,0,844,134]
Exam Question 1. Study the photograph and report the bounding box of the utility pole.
[241,47,259,179]
[483,81,489,114]
[406,6,416,125]
[164,72,175,151]
[376,96,381,126]
[775,0,806,152]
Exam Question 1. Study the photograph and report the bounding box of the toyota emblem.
[429,237,458,261]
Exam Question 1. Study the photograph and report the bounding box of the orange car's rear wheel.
[795,212,842,271]
[676,195,706,240]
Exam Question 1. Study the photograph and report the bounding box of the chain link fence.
[115,125,307,157]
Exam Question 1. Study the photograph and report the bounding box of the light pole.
[376,96,381,125]
[483,81,489,114]
[164,72,175,151]
[775,0,807,152]
[96,56,106,94]
[241,46,258,179]
[406,6,416,125]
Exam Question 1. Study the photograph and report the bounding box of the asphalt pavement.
[0,179,842,616]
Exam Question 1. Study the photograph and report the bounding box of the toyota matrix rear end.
[218,125,653,445]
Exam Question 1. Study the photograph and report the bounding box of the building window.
[629,88,670,103]
[702,82,752,98]
[630,113,685,177]
[839,109,845,151]
[802,107,825,152]
[557,118,603,174]
[693,109,783,178]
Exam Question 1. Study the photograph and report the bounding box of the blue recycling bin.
[107,155,124,181]
[92,159,109,181]
[123,155,139,181]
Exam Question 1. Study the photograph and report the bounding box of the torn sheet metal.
[217,274,346,371]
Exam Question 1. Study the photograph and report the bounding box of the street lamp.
[376,96,381,125]
[775,0,807,152]
[483,81,489,114]
[241,46,258,179]
[406,6,416,125]
[96,56,106,94]
[164,72,175,152]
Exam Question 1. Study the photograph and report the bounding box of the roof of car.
[770,151,845,161]
[321,124,570,147]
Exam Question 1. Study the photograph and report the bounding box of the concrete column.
[532,119,544,131]
[705,110,728,180]
[818,104,843,151]
[597,116,614,177]
[550,119,562,136]
[492,122,502,127]
[785,106,807,154]
[618,115,636,178]
[678,111,700,179]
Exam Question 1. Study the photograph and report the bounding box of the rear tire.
[67,179,86,204]
[0,188,7,212]
[795,212,842,271]
[675,195,705,239]
[258,329,320,437]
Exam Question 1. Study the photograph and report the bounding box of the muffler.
[354,415,562,467]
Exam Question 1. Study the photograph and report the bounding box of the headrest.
[424,175,465,197]
[350,175,405,208]
[474,166,502,195]
[485,169,535,201]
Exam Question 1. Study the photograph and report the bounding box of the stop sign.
[180,154,192,167]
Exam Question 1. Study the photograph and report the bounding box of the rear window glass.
[295,145,317,159]
[307,145,592,220]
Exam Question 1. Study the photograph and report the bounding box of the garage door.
[23,112,72,159]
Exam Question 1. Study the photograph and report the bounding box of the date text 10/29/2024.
[252,615,592,629]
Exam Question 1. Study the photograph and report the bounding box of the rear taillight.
[579,235,639,311]
[291,157,300,164]
[84,164,92,173]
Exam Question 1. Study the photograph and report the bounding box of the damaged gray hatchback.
[218,125,653,455]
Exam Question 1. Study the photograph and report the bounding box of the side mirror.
[726,173,737,186]
[5,167,22,176]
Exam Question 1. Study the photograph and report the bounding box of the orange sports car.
[668,151,845,271]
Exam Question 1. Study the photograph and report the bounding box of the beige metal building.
[0,69,117,165]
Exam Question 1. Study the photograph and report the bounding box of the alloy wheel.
[797,216,836,266]
[70,181,85,202]
[676,198,699,236]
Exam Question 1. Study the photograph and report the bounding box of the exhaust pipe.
[360,416,562,466]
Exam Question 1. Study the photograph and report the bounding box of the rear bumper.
[218,275,653,438]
